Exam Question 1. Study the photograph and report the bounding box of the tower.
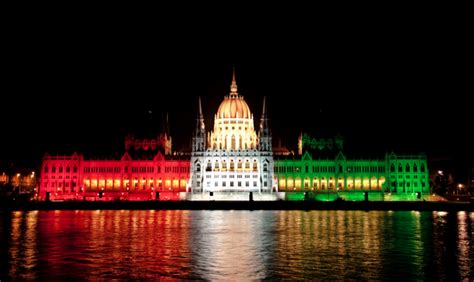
[190,97,206,192]
[258,96,275,192]
[259,96,272,152]
[189,67,275,196]
[192,97,206,152]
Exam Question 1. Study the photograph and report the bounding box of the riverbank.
[1,200,472,211]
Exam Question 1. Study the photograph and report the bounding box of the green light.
[274,135,429,201]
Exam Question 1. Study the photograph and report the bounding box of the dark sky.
[1,29,472,169]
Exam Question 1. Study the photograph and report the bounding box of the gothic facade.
[189,70,274,195]
[38,69,429,201]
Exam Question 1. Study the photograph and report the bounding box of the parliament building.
[39,69,429,201]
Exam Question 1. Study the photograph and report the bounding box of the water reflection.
[274,211,384,280]
[1,210,473,280]
[188,211,276,280]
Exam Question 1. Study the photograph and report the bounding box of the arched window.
[206,162,212,171]
[59,166,63,173]
[66,166,70,173]
[231,135,236,150]
[253,162,258,172]
[338,165,343,173]
[406,164,410,172]
[73,166,77,173]
[390,164,395,173]
[421,164,425,172]
[305,165,309,173]
[230,161,235,171]
[52,166,56,173]
[413,164,418,172]
[44,166,49,173]
[398,164,403,173]
[196,163,200,172]
[263,163,268,172]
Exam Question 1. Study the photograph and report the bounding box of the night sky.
[1,38,471,171]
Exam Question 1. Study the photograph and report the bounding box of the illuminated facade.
[39,68,429,201]
[274,134,429,201]
[189,69,274,198]
[39,133,190,201]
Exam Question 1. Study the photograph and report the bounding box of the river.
[1,210,472,280]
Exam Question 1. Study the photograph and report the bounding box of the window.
[390,164,395,173]
[52,166,56,173]
[44,166,49,173]
[406,164,410,172]
[263,164,268,172]
[413,164,418,172]
[305,165,309,173]
[421,164,425,173]
[66,166,70,173]
[398,164,402,173]
[73,166,77,173]
[59,166,63,173]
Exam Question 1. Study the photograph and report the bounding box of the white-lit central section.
[209,96,257,150]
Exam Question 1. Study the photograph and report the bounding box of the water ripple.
[1,210,473,280]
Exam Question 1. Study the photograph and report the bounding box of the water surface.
[1,210,472,280]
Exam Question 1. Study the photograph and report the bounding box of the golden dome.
[216,96,252,119]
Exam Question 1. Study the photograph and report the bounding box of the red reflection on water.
[33,210,193,279]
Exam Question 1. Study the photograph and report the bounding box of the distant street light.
[16,173,21,193]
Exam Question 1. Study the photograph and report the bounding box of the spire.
[230,65,238,97]
[193,96,206,152]
[259,96,271,152]
[260,96,268,130]
[198,96,203,118]
[197,96,205,132]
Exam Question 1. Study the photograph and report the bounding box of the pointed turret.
[259,96,268,130]
[259,96,272,152]
[198,96,204,128]
[192,96,206,152]
[230,65,238,97]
